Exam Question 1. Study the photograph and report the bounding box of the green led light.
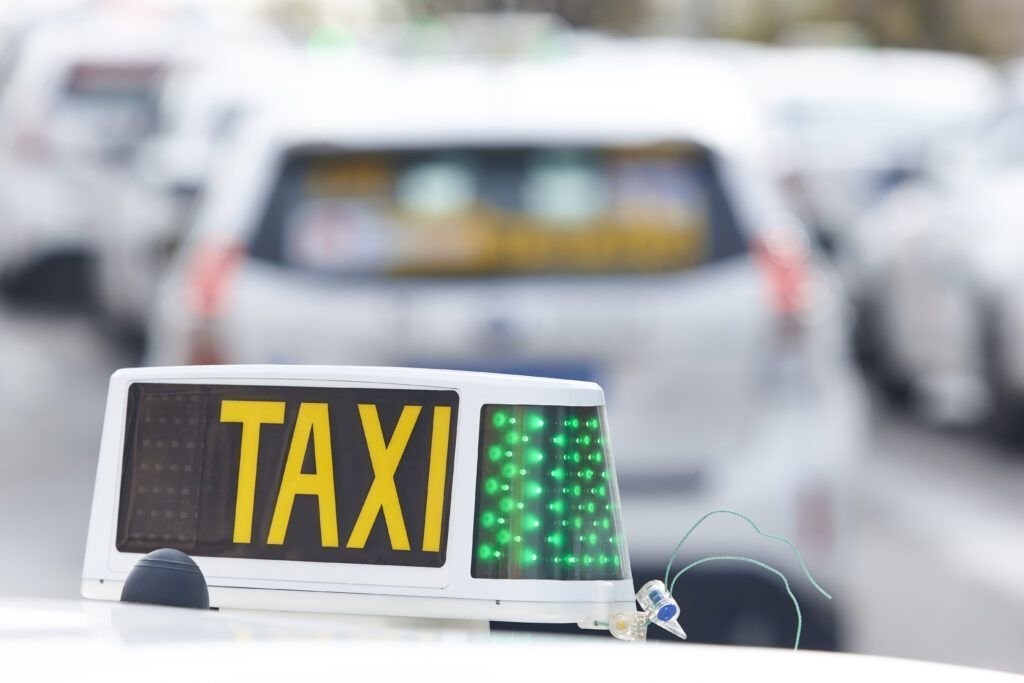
[473,404,621,581]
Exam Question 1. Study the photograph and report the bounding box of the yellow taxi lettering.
[421,406,452,552]
[220,400,286,544]
[346,404,421,551]
[267,402,339,547]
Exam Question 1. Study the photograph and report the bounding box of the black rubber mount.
[120,548,210,610]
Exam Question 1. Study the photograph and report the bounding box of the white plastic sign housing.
[82,366,635,629]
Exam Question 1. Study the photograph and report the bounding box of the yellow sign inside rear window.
[116,383,458,567]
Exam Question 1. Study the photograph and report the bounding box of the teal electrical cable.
[668,555,802,649]
[663,509,832,599]
[662,509,832,650]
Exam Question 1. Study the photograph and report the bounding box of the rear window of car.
[51,63,163,149]
[250,144,747,277]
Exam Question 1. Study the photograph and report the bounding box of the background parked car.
[146,39,866,648]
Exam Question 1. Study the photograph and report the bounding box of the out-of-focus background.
[0,0,1023,672]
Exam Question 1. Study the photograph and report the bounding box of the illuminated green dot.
[521,435,529,443]
[525,481,543,498]
[521,549,539,564]
[612,556,620,566]
[586,502,596,514]
[550,467,566,481]
[488,445,503,462]
[590,452,603,463]
[496,529,512,544]
[501,463,517,478]
[586,418,600,430]
[477,544,494,560]
[564,417,580,429]
[547,532,564,547]
[572,485,582,496]
[525,514,541,530]
[561,520,569,527]
[504,431,521,446]
[572,453,582,464]
[601,518,611,530]
[526,448,545,464]
[497,517,506,524]
[500,483,510,492]
[561,486,570,494]
[480,511,496,528]
[552,434,567,446]
[499,498,514,513]
[596,437,603,445]
[575,435,590,446]
[595,485,606,496]
[505,450,515,459]
[583,468,594,480]
[525,413,545,431]
[565,556,578,565]
[508,416,517,425]
[515,502,524,510]
[484,478,500,495]
[519,468,527,476]
[548,500,565,514]
[583,555,594,565]
[573,517,583,529]
[578,535,586,542]
[513,535,522,542]
[494,550,503,559]
[492,412,508,428]
[587,533,598,545]
[599,555,609,565]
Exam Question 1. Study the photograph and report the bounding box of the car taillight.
[183,241,243,366]
[755,230,810,318]
[13,126,50,162]
[186,240,244,319]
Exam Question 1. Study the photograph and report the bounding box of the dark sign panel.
[116,383,458,568]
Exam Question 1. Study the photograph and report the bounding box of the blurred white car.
[728,45,1000,250]
[0,9,283,300]
[6,599,1015,682]
[94,48,294,336]
[843,102,1024,432]
[147,41,866,647]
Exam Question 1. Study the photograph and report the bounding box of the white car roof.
[2,599,1018,683]
[261,40,765,155]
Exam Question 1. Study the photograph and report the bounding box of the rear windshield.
[250,144,747,277]
[52,63,163,151]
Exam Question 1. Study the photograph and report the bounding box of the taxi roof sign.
[83,366,634,630]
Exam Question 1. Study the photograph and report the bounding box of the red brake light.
[755,230,810,317]
[186,240,244,319]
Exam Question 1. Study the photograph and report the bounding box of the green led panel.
[471,404,626,580]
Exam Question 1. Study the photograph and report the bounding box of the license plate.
[116,383,459,568]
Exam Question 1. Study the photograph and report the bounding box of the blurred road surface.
[0,302,1022,673]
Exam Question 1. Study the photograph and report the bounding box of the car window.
[250,144,747,277]
[50,63,163,155]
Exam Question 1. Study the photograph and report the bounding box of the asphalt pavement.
[0,302,1021,673]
